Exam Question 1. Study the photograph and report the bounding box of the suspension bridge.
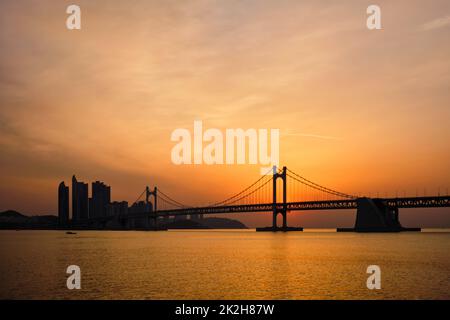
[88,166,450,232]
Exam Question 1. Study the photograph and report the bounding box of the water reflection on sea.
[0,229,448,299]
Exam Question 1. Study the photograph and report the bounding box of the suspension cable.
[132,189,146,205]
[286,170,355,199]
[287,173,348,199]
[158,188,191,208]
[210,167,273,206]
[158,196,185,209]
[222,177,273,206]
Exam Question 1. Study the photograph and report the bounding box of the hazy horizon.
[1,0,449,227]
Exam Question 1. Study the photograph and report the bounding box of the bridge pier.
[338,198,420,232]
[272,211,287,229]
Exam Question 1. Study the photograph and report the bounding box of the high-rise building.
[129,201,151,214]
[107,201,128,216]
[72,176,78,221]
[58,181,69,226]
[88,198,94,219]
[91,181,111,218]
[79,182,88,220]
[72,175,89,221]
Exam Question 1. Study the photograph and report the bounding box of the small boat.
[66,231,77,235]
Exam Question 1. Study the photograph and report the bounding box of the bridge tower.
[146,186,157,227]
[272,166,287,229]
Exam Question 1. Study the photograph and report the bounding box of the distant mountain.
[0,210,247,230]
[201,217,247,229]
[163,217,248,229]
[0,210,57,229]
[163,219,209,229]
[0,210,27,218]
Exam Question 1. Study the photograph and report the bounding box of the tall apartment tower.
[91,181,111,218]
[72,175,89,221]
[58,181,69,226]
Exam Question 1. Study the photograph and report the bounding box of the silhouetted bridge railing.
[86,166,450,232]
[385,196,450,208]
[125,195,449,218]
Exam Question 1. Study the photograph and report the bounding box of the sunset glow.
[1,1,449,227]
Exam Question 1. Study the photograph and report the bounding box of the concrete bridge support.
[355,198,401,231]
[338,198,420,232]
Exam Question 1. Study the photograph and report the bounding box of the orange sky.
[0,0,449,226]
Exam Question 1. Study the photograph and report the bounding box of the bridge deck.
[84,196,450,223]
[121,196,450,219]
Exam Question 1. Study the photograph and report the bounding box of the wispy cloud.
[1,0,449,215]
[421,15,450,31]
